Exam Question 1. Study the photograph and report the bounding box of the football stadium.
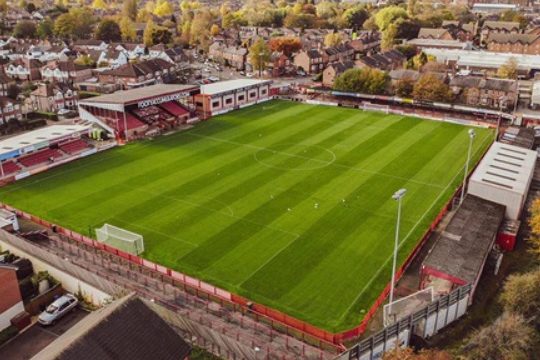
[0,100,493,333]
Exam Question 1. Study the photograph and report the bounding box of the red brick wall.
[0,268,22,313]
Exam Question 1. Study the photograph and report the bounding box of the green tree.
[528,198,540,258]
[189,9,212,50]
[461,312,536,360]
[119,16,136,41]
[381,23,398,50]
[74,54,96,67]
[143,18,156,46]
[334,68,389,95]
[13,20,37,38]
[122,0,137,20]
[324,32,342,47]
[342,6,368,30]
[54,8,96,39]
[248,37,270,75]
[374,6,408,31]
[37,18,54,39]
[154,0,173,17]
[412,73,452,102]
[95,18,121,42]
[500,267,540,324]
[0,0,7,14]
[407,0,416,17]
[497,57,518,79]
[210,23,220,36]
[315,1,337,19]
[91,0,107,10]
[394,78,415,97]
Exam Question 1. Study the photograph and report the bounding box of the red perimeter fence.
[1,191,455,348]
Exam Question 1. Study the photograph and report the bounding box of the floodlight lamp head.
[392,188,407,201]
[468,129,476,138]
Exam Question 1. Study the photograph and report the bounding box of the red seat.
[60,139,90,155]
[18,148,63,167]
[0,161,21,175]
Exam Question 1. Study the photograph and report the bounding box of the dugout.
[420,194,505,298]
[468,142,536,220]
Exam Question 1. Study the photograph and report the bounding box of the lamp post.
[460,129,476,205]
[389,188,406,315]
[258,52,264,78]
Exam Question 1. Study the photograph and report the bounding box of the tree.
[6,84,20,100]
[500,10,527,29]
[268,36,302,56]
[407,0,416,17]
[189,9,212,50]
[461,312,536,360]
[74,54,95,67]
[91,0,107,10]
[497,57,518,79]
[54,8,96,39]
[0,0,7,14]
[13,20,37,38]
[283,13,315,29]
[412,73,452,102]
[122,0,137,20]
[315,1,337,19]
[408,52,427,70]
[37,18,54,39]
[143,18,156,46]
[210,24,220,36]
[374,6,408,32]
[500,267,540,324]
[324,33,342,47]
[152,26,172,45]
[334,68,389,95]
[119,16,136,41]
[383,347,452,360]
[249,37,270,75]
[25,2,36,12]
[342,6,368,30]
[394,78,415,97]
[381,23,398,50]
[154,0,173,17]
[528,197,540,258]
[95,19,121,42]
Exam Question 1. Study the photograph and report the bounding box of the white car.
[38,294,78,326]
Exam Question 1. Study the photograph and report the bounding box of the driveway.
[0,308,88,360]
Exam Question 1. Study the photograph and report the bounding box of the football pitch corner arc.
[0,100,494,333]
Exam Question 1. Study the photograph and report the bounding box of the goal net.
[95,224,144,255]
[383,287,434,326]
[362,102,390,114]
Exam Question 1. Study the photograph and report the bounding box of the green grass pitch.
[0,101,493,332]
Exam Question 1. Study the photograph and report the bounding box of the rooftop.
[199,79,272,96]
[33,294,191,360]
[79,84,198,106]
[469,141,537,195]
[422,194,505,284]
[0,125,90,159]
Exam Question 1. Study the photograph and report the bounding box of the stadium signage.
[138,93,182,109]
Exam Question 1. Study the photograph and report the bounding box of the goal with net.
[95,223,144,255]
[362,102,390,114]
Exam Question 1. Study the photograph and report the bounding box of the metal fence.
[336,284,472,360]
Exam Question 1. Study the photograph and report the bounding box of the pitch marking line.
[339,130,493,320]
[187,132,446,189]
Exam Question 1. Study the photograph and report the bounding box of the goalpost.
[95,224,144,255]
[362,102,390,114]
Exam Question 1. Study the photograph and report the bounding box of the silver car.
[38,294,78,326]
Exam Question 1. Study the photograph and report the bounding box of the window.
[249,91,256,98]
[238,95,245,101]
[196,101,203,107]
[212,100,220,108]
[261,89,267,95]
[225,98,233,105]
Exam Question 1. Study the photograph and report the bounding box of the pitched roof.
[100,58,174,78]
[418,28,451,39]
[482,21,520,31]
[32,295,192,360]
[450,76,517,92]
[328,60,355,74]
[487,33,540,45]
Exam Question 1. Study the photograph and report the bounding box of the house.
[323,43,355,64]
[73,39,108,52]
[41,60,93,83]
[95,49,129,68]
[480,21,521,44]
[322,61,355,88]
[159,47,188,64]
[356,49,405,71]
[417,28,454,41]
[209,43,248,70]
[0,96,23,124]
[30,83,78,113]
[5,58,42,81]
[32,294,192,360]
[293,49,325,74]
[389,69,420,86]
[442,21,477,41]
[0,264,24,332]
[112,43,146,60]
[348,31,381,59]
[450,76,518,110]
[486,33,540,55]
[0,70,16,97]
[267,51,291,77]
[97,58,178,89]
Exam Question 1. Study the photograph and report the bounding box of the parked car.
[38,293,78,326]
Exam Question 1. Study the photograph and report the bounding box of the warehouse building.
[194,79,272,119]
[468,142,536,220]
